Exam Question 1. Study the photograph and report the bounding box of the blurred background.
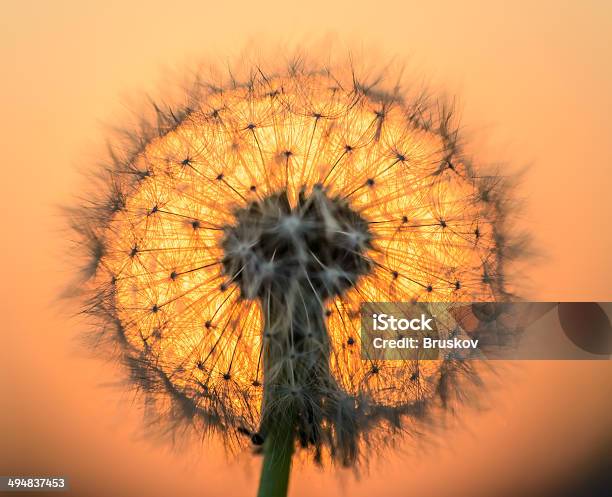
[1,1,611,496]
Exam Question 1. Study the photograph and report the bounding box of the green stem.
[257,420,294,497]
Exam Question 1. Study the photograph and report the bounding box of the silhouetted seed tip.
[251,433,264,445]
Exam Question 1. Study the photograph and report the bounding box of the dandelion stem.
[257,418,294,497]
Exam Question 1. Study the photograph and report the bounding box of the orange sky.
[1,1,611,496]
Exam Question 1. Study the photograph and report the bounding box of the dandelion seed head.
[73,60,514,467]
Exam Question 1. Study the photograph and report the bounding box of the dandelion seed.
[71,57,517,496]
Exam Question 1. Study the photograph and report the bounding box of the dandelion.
[71,57,516,497]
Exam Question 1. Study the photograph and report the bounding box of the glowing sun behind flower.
[75,61,510,496]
